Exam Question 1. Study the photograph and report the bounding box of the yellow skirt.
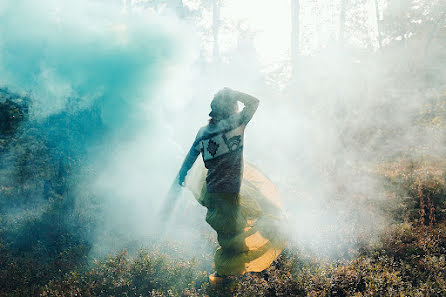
[186,160,286,276]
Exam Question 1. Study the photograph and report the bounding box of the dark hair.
[209,93,238,121]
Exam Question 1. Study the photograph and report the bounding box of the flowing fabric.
[186,159,286,276]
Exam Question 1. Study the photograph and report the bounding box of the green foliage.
[0,88,93,297]
[379,158,446,225]
[35,221,446,297]
[41,249,208,297]
[35,147,446,297]
[0,89,29,136]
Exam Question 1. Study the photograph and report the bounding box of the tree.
[374,0,383,49]
[339,0,346,46]
[424,11,446,56]
[129,0,187,19]
[212,0,220,62]
[290,0,300,81]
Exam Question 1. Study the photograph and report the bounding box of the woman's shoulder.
[199,120,243,141]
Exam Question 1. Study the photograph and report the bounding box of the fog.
[1,0,445,262]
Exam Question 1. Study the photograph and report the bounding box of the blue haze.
[0,0,202,261]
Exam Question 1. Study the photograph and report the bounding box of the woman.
[177,88,285,284]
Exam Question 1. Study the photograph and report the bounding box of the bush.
[42,249,209,297]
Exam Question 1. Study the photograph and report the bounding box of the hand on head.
[210,87,239,120]
[215,87,237,104]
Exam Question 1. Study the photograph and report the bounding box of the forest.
[1,0,446,296]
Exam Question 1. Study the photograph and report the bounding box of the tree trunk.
[122,0,128,12]
[291,0,300,80]
[212,0,220,62]
[339,0,346,46]
[374,0,383,49]
[425,12,446,57]
[175,0,185,18]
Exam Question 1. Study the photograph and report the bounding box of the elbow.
[252,100,259,113]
